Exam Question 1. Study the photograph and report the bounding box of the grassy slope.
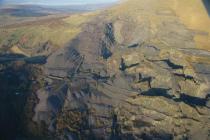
[0,12,98,55]
[1,0,209,51]
[108,0,210,49]
[106,0,210,65]
[173,0,210,50]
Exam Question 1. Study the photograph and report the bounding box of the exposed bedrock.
[1,0,210,139]
[30,17,210,140]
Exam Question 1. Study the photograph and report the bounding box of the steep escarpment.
[30,4,210,139]
[1,0,210,140]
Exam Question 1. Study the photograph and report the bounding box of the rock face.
[1,0,210,140]
[31,6,210,139]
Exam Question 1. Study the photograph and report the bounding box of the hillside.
[0,12,98,56]
[0,0,210,140]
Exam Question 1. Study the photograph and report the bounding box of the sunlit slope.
[0,12,97,55]
[172,0,210,50]
[108,0,210,50]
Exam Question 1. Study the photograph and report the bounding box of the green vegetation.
[0,12,97,54]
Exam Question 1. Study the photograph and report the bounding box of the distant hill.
[0,3,115,17]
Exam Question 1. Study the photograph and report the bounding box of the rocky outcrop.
[45,45,84,78]
[33,84,68,129]
[30,15,210,139]
[100,40,113,59]
[2,1,210,139]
